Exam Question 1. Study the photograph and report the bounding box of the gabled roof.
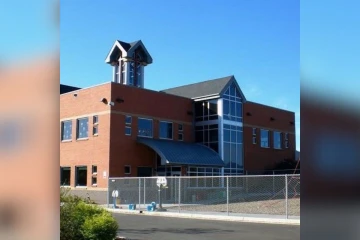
[137,137,225,167]
[105,39,153,64]
[60,84,81,94]
[161,75,246,101]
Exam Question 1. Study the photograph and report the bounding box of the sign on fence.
[156,177,167,187]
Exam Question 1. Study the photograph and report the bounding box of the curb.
[106,208,300,226]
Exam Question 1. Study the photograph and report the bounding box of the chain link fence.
[107,174,300,218]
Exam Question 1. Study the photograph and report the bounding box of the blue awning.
[137,137,225,167]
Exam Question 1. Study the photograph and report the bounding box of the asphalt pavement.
[112,213,300,240]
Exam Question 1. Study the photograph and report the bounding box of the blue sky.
[59,0,299,150]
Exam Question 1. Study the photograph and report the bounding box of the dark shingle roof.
[60,84,81,94]
[161,76,234,99]
[137,137,225,167]
[117,40,140,51]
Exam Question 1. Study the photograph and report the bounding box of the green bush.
[82,212,119,240]
[60,187,118,240]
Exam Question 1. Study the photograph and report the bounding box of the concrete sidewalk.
[103,206,300,225]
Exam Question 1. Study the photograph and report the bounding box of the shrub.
[82,212,119,240]
[60,188,118,240]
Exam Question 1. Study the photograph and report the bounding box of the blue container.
[151,202,156,209]
[147,205,153,211]
[128,204,133,210]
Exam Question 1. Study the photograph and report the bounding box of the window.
[273,131,282,149]
[178,124,183,141]
[195,100,218,122]
[159,121,173,139]
[252,136,257,144]
[284,133,289,148]
[92,165,97,174]
[92,116,99,135]
[93,115,98,124]
[92,177,97,186]
[75,166,87,187]
[252,128,257,136]
[138,118,153,137]
[260,129,269,148]
[93,126,98,135]
[125,115,132,125]
[61,120,72,141]
[76,118,89,139]
[125,126,131,136]
[124,165,131,174]
[60,167,71,186]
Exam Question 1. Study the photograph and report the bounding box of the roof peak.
[162,75,234,91]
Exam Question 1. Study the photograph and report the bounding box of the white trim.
[223,120,243,127]
[105,40,127,63]
[193,95,220,101]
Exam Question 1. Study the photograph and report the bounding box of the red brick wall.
[109,83,194,177]
[60,83,112,188]
[243,101,296,173]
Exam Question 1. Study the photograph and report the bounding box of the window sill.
[92,184,97,187]
[93,134,99,137]
[76,138,89,141]
[75,186,87,189]
[61,140,72,143]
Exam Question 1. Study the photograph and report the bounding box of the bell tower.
[105,40,153,88]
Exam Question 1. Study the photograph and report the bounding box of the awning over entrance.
[137,137,225,167]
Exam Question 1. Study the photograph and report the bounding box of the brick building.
[60,39,296,189]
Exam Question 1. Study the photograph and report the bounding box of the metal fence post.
[107,178,110,208]
[227,176,229,216]
[285,174,288,219]
[178,177,181,213]
[144,178,146,209]
[139,178,141,211]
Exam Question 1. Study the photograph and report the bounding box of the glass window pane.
[204,129,209,142]
[223,143,230,167]
[230,101,235,116]
[231,131,236,142]
[223,99,229,115]
[230,84,236,96]
[138,119,153,137]
[77,118,88,139]
[236,102,242,117]
[195,131,203,142]
[260,129,269,148]
[195,102,204,118]
[231,143,237,168]
[178,133,183,141]
[61,120,72,140]
[209,129,218,142]
[209,142,219,153]
[178,124,183,131]
[125,116,132,124]
[159,122,173,139]
[237,144,243,168]
[236,131,242,143]
[209,102,217,116]
[125,126,131,136]
[224,129,230,142]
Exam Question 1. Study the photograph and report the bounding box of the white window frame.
[76,117,89,140]
[61,120,73,141]
[252,136,257,144]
